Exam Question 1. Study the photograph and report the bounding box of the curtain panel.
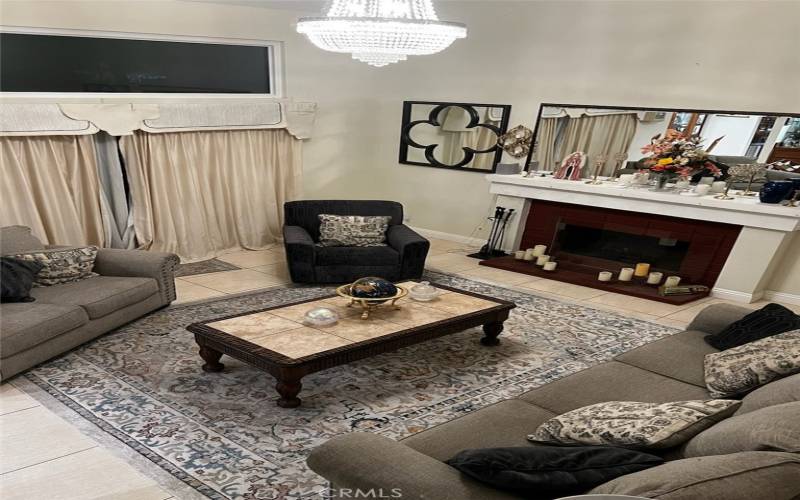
[120,129,302,262]
[557,114,638,176]
[0,135,105,246]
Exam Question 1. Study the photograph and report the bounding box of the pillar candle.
[523,248,536,261]
[514,250,526,260]
[598,271,613,282]
[543,261,557,271]
[665,276,681,287]
[634,263,650,277]
[647,272,664,285]
[711,181,727,193]
[694,184,711,196]
[619,267,634,281]
[536,254,550,266]
[533,245,547,257]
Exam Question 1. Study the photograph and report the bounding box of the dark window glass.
[0,33,271,93]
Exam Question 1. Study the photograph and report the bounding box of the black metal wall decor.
[399,101,512,173]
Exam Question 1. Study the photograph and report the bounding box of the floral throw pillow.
[9,246,99,287]
[704,329,800,398]
[318,214,391,247]
[528,400,741,450]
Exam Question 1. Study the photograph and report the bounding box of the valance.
[0,100,316,139]
[541,107,648,120]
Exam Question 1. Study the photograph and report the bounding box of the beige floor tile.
[459,266,538,286]
[251,262,292,281]
[216,249,286,268]
[0,384,39,416]
[173,279,226,304]
[182,269,286,294]
[0,406,96,474]
[661,298,728,323]
[0,447,171,500]
[427,238,473,252]
[588,292,686,317]
[250,327,353,358]
[425,253,481,273]
[519,279,607,300]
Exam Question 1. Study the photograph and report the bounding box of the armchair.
[283,200,430,284]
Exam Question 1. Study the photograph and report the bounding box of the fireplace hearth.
[481,200,742,304]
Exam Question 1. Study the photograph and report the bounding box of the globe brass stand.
[336,285,408,319]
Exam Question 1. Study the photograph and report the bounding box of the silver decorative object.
[728,164,766,197]
[303,307,339,327]
[409,281,440,301]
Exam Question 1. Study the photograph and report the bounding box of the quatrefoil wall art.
[399,101,512,172]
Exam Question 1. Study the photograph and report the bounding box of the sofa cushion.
[589,451,800,500]
[704,329,800,397]
[0,302,89,357]
[315,245,399,266]
[401,400,555,461]
[446,446,664,498]
[518,361,709,414]
[528,400,740,450]
[682,402,800,457]
[615,330,718,386]
[30,276,159,319]
[704,303,800,350]
[0,226,44,255]
[737,373,800,415]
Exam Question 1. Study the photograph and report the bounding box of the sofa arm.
[307,433,518,500]
[387,225,430,279]
[687,303,753,335]
[283,225,316,283]
[93,248,179,306]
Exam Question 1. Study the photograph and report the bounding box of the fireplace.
[481,200,742,304]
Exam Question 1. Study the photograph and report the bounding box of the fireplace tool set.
[470,206,515,259]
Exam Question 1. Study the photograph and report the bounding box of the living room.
[1,1,799,499]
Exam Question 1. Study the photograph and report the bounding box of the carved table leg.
[481,321,504,346]
[276,378,303,408]
[199,346,224,372]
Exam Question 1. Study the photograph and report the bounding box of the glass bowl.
[303,307,339,327]
[409,281,440,302]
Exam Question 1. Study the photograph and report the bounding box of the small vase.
[759,181,793,204]
[650,173,670,191]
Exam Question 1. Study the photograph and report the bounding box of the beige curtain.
[120,129,302,262]
[534,117,561,171]
[557,114,637,176]
[0,135,105,246]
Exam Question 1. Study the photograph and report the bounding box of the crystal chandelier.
[296,0,467,67]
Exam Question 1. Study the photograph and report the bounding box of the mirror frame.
[524,102,800,172]
[399,100,512,173]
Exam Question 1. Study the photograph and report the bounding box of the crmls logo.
[294,487,404,499]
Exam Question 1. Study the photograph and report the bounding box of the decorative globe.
[349,277,398,302]
[303,307,339,327]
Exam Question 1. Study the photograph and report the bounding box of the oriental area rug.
[23,271,678,499]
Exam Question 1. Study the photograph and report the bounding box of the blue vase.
[759,181,793,204]
[787,178,800,200]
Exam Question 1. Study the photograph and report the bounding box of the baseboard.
[762,290,800,306]
[711,288,762,303]
[410,226,486,248]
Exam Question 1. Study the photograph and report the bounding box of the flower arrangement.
[640,129,722,179]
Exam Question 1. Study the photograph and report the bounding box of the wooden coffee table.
[187,281,515,408]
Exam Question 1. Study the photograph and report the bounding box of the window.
[0,30,281,95]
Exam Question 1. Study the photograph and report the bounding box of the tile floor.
[3,237,799,499]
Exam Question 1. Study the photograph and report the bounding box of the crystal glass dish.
[409,281,440,301]
[303,307,339,327]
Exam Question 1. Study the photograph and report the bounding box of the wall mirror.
[526,103,800,177]
[399,101,511,172]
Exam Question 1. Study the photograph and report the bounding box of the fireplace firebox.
[480,200,742,304]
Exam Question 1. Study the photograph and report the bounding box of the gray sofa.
[308,303,800,499]
[1,226,179,380]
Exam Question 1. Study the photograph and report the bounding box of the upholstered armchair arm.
[307,433,518,500]
[387,225,429,280]
[283,225,316,283]
[687,303,753,335]
[93,248,180,306]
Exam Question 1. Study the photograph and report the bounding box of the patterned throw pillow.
[9,246,99,287]
[704,329,800,398]
[318,214,391,247]
[528,400,741,449]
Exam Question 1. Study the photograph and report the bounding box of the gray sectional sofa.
[308,303,800,499]
[0,226,179,380]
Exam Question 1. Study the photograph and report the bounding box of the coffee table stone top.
[205,281,500,360]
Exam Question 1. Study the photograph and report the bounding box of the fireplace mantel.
[485,174,800,303]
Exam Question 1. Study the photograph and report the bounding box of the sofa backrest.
[1,226,44,256]
[284,200,404,241]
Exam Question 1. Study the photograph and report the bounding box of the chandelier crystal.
[296,0,467,67]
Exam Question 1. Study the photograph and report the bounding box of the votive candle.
[514,250,526,260]
[711,181,727,193]
[647,272,664,285]
[694,184,711,196]
[543,261,557,271]
[598,271,613,282]
[665,276,681,287]
[536,254,550,266]
[619,267,634,281]
[533,245,547,257]
[524,248,536,261]
[634,263,650,277]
